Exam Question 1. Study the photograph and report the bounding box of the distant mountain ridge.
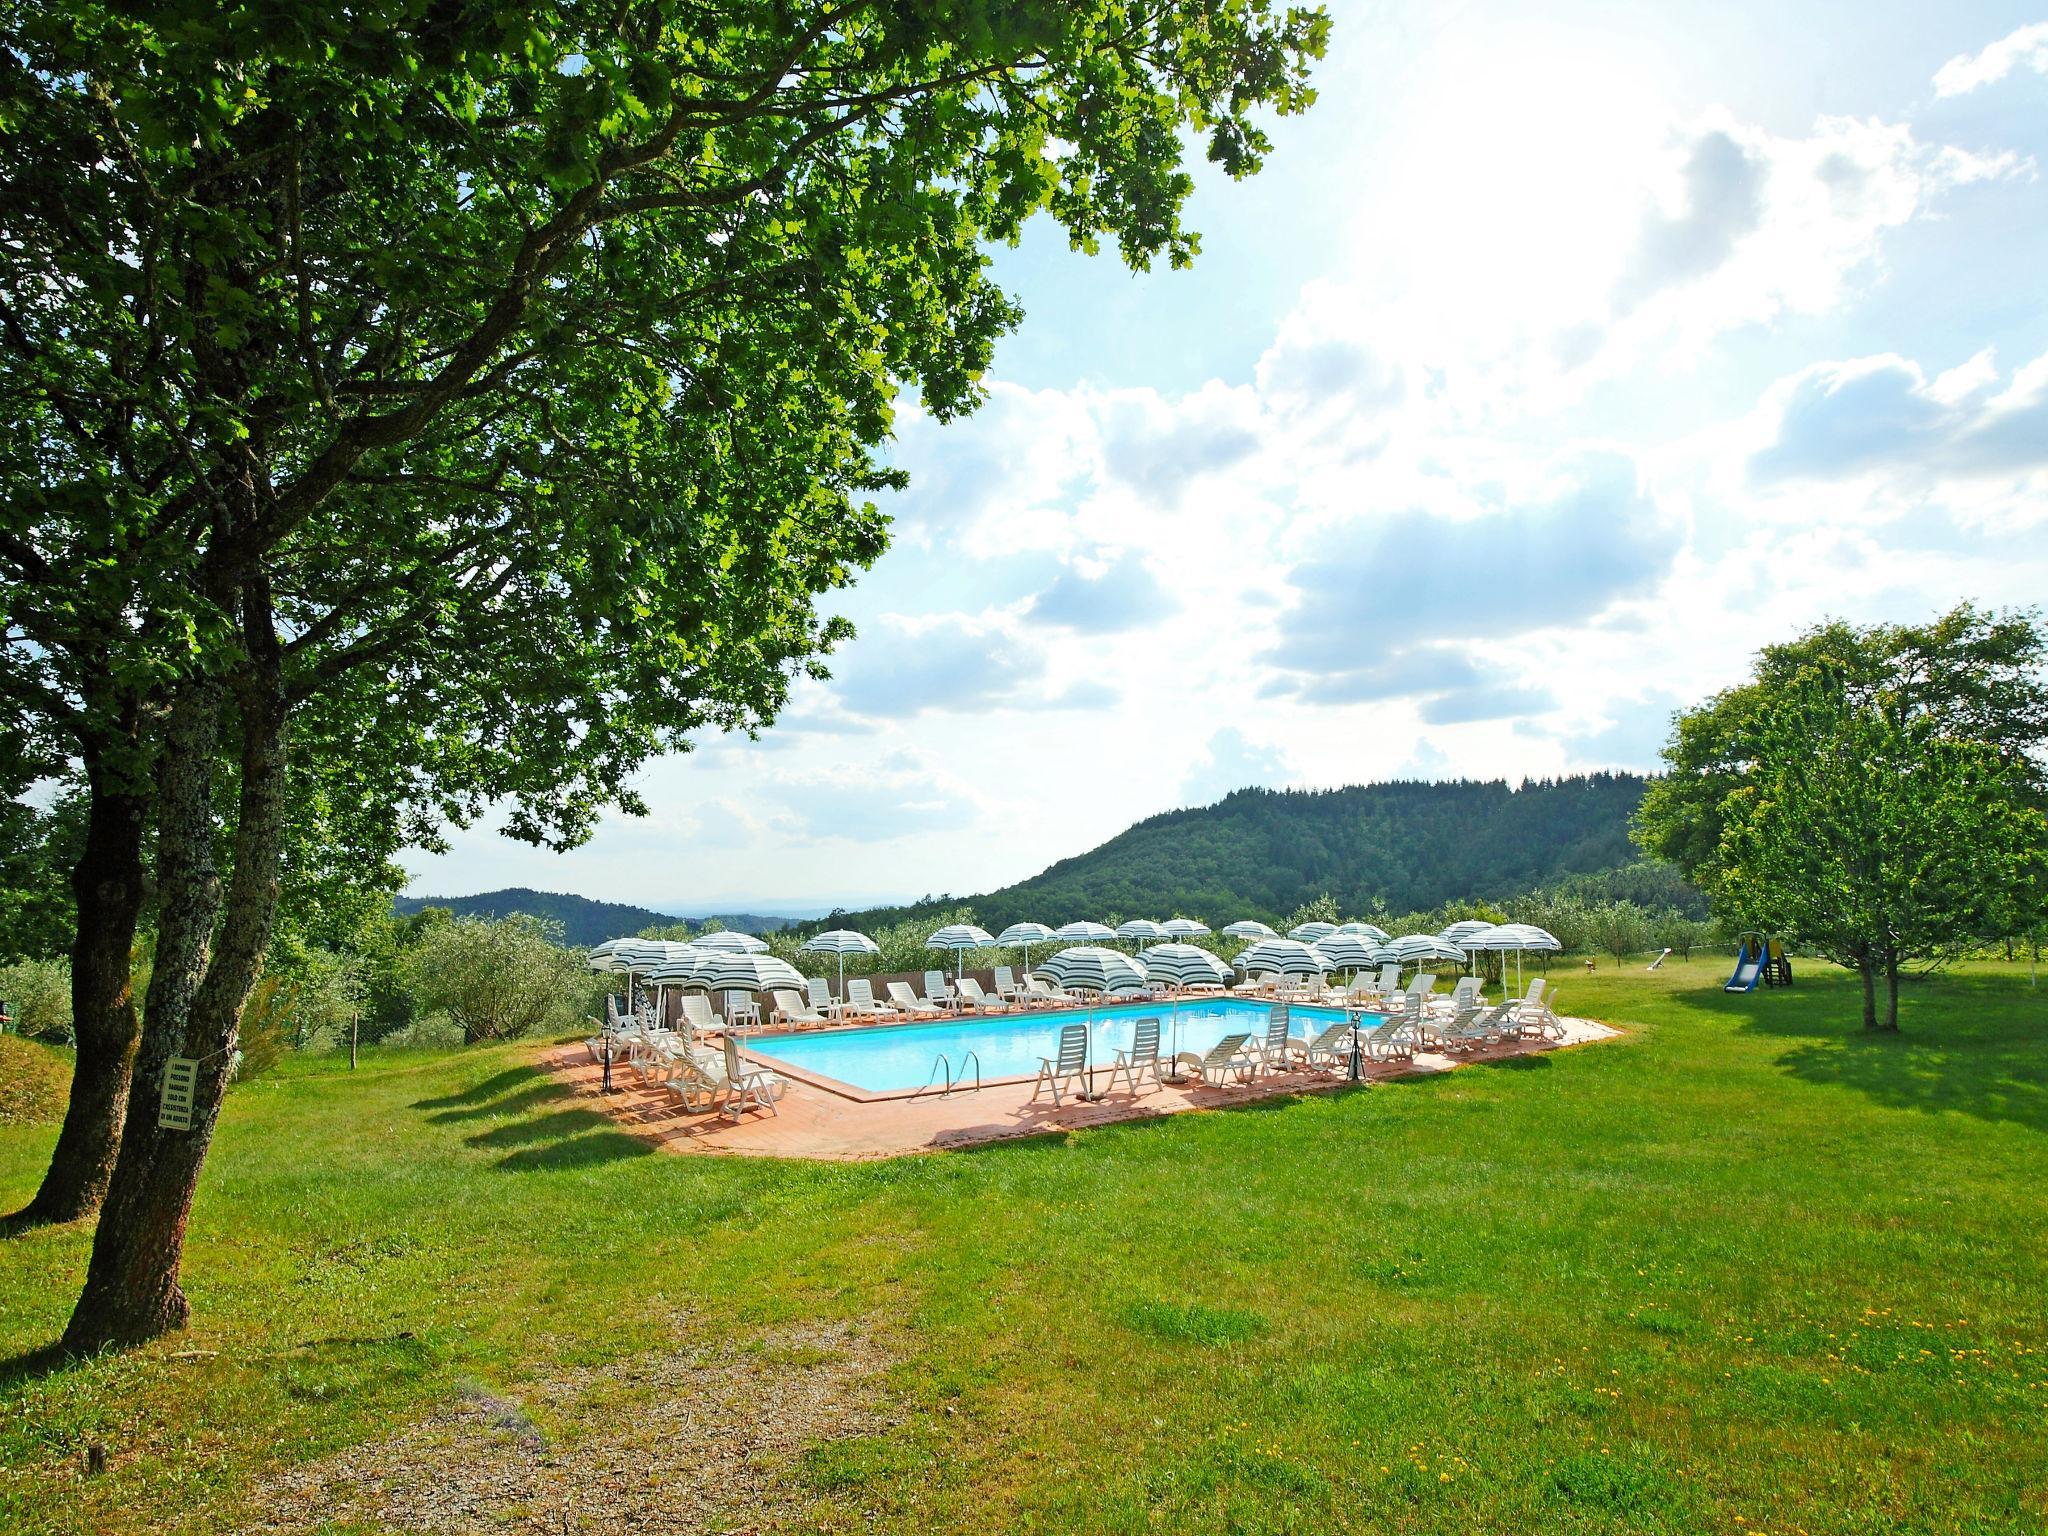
[801,773,1689,934]
[391,887,798,947]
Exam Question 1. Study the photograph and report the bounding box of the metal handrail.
[914,1052,953,1098]
[950,1050,982,1095]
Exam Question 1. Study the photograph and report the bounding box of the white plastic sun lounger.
[888,981,945,1018]
[718,1034,782,1120]
[993,965,1026,1003]
[923,970,961,1010]
[1175,1031,1257,1086]
[1032,1022,1091,1105]
[1249,1004,1301,1072]
[1107,1016,1165,1094]
[956,977,1009,1013]
[844,978,893,1018]
[1303,1017,1360,1069]
[771,989,826,1026]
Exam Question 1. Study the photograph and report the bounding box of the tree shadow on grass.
[0,1343,72,1388]
[465,1107,617,1150]
[422,1080,573,1125]
[411,1065,549,1112]
[494,1130,654,1172]
[1732,973,2047,1134]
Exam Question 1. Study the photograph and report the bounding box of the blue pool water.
[746,997,1373,1093]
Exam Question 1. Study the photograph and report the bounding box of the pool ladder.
[915,1049,983,1098]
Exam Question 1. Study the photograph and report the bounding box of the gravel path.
[245,1319,896,1533]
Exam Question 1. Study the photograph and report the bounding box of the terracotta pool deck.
[544,1014,1623,1160]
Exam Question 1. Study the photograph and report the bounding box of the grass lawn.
[1,956,2044,1532]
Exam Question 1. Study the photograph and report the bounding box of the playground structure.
[1726,932,1793,992]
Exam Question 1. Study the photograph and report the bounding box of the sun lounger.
[679,993,716,1037]
[1303,1017,1360,1069]
[1515,981,1564,1040]
[923,970,961,1010]
[718,1035,782,1120]
[956,977,1008,1013]
[1032,1022,1092,1106]
[771,989,825,1026]
[1250,1004,1300,1071]
[1026,973,1084,1007]
[888,981,945,1018]
[1360,995,1426,1060]
[1429,976,1484,1017]
[1175,1031,1258,1086]
[845,978,893,1018]
[663,1045,727,1113]
[1107,1017,1165,1094]
[993,965,1026,1003]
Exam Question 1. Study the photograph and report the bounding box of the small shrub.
[0,957,72,1042]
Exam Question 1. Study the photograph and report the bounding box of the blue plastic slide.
[1725,941,1762,992]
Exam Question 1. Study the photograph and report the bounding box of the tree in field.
[1704,664,2045,1030]
[1589,900,1650,963]
[405,915,585,1045]
[0,1,1327,1348]
[1637,605,2048,881]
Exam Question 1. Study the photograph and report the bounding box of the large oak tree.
[0,0,1326,1348]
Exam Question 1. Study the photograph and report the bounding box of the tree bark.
[7,754,148,1227]
[1858,961,1879,1031]
[62,574,291,1352]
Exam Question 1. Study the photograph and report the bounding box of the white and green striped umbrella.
[1311,933,1390,973]
[1053,920,1117,943]
[1139,943,1232,988]
[1041,945,1149,995]
[1389,933,1468,965]
[1113,919,1168,948]
[687,951,805,996]
[1287,921,1338,943]
[1464,923,1561,989]
[1220,919,1278,940]
[691,930,768,953]
[1161,918,1212,941]
[800,928,879,997]
[1439,919,1497,946]
[994,922,1057,973]
[1235,938,1327,978]
[927,923,997,980]
[1334,921,1392,943]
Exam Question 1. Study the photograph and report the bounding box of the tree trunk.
[1858,961,1879,1031]
[63,573,291,1351]
[7,764,149,1227]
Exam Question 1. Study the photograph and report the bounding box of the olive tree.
[405,916,584,1045]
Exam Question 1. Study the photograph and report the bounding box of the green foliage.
[1715,662,2046,1029]
[1588,900,1652,962]
[402,915,589,1045]
[0,957,72,1041]
[1638,603,2048,907]
[0,791,83,964]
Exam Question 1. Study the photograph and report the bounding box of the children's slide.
[1725,941,1762,992]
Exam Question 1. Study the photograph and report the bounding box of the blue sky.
[404,5,2048,914]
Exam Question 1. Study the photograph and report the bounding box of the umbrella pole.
[1080,998,1104,1102]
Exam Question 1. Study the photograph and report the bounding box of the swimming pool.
[745,997,1373,1095]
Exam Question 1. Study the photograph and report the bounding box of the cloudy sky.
[404,3,2048,915]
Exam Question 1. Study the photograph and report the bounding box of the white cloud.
[1934,21,2048,96]
[1744,348,2048,525]
[1179,728,1294,807]
[766,749,987,843]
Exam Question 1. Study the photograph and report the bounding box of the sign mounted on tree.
[158,1058,199,1132]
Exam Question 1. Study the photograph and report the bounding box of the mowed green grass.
[1,958,2044,1533]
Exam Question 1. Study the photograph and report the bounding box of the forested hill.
[390,888,796,947]
[809,774,1680,934]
